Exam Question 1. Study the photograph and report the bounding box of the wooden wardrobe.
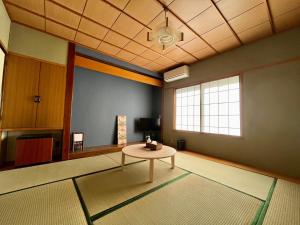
[1,54,66,129]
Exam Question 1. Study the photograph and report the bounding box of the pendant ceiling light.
[147,8,184,50]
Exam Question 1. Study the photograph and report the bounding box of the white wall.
[8,23,68,65]
[0,1,11,50]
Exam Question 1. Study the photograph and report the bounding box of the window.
[175,84,200,132]
[175,76,241,136]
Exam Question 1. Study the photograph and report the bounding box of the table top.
[122,143,176,159]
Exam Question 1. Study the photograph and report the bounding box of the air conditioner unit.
[164,65,189,82]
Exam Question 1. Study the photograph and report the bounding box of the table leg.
[171,155,175,169]
[149,159,154,182]
[121,152,125,170]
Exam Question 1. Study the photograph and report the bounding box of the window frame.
[173,75,243,138]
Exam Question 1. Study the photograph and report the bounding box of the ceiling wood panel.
[7,4,45,30]
[154,56,176,66]
[130,56,151,67]
[273,7,300,32]
[229,3,269,33]
[201,23,234,44]
[78,18,109,40]
[112,13,144,38]
[98,42,121,56]
[124,0,162,24]
[75,32,101,49]
[238,21,272,43]
[46,20,76,40]
[215,0,264,20]
[5,0,300,72]
[105,0,129,10]
[181,37,208,53]
[193,47,216,60]
[140,49,161,60]
[188,6,225,35]
[133,28,153,48]
[212,35,240,52]
[181,55,198,64]
[176,25,197,46]
[83,0,120,27]
[6,0,44,15]
[116,50,137,61]
[51,0,87,13]
[144,61,163,71]
[45,1,81,29]
[103,30,130,48]
[149,11,183,29]
[168,0,211,22]
[164,47,193,62]
[269,0,300,17]
[150,44,177,55]
[123,41,147,55]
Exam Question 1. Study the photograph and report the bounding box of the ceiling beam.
[210,0,243,45]
[265,0,276,34]
[156,0,219,54]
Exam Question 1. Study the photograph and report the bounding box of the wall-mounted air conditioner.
[164,65,189,82]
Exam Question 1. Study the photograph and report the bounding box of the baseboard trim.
[183,150,300,184]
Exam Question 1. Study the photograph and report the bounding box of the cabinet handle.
[34,95,41,103]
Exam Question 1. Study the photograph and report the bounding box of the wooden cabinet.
[1,54,66,129]
[15,137,53,166]
[2,54,40,128]
[36,63,66,128]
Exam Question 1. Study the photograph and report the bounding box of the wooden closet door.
[1,54,40,128]
[36,62,66,128]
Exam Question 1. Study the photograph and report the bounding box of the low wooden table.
[121,143,176,182]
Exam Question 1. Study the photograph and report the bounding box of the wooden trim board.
[69,142,142,159]
[74,55,163,87]
[184,151,300,184]
[62,42,75,160]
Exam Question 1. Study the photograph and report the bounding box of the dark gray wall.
[71,67,161,148]
[163,27,300,178]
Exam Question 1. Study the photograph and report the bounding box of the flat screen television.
[138,118,154,131]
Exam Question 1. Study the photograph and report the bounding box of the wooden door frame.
[62,42,75,160]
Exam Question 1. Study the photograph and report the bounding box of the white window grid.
[175,84,201,132]
[175,76,241,136]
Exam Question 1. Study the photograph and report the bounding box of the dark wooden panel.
[15,138,53,167]
[62,42,75,160]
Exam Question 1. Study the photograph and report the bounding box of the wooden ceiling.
[4,0,300,72]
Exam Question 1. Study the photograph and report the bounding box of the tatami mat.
[76,160,186,216]
[0,179,87,225]
[106,151,144,165]
[161,151,274,200]
[94,174,262,225]
[0,155,118,194]
[263,179,300,225]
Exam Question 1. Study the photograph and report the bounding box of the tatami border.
[0,160,145,196]
[90,172,191,222]
[253,179,277,225]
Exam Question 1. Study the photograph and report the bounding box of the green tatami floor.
[0,151,299,225]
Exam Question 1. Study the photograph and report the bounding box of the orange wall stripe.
[74,55,162,87]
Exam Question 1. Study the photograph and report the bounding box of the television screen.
[138,118,154,131]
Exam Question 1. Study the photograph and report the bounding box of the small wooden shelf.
[69,142,142,159]
[0,128,63,131]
